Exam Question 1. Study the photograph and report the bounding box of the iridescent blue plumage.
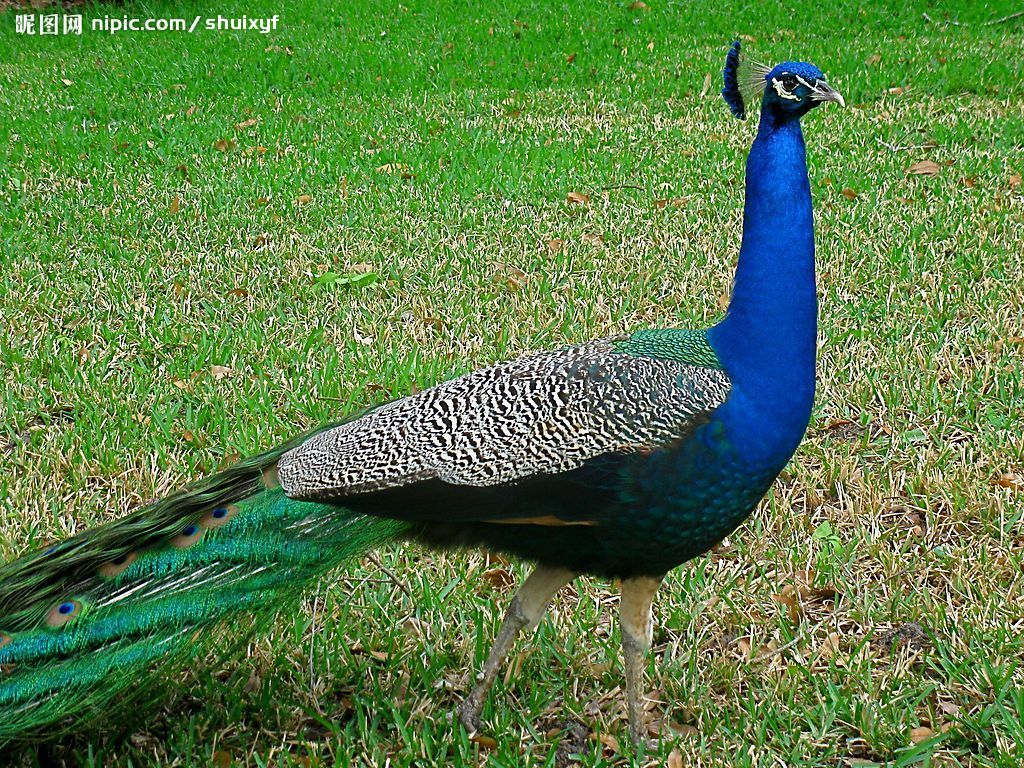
[722,40,747,118]
[0,42,843,751]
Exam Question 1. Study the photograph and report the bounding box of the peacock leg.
[619,574,665,748]
[458,564,576,733]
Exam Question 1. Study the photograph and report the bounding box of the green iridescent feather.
[0,421,410,743]
[614,328,724,369]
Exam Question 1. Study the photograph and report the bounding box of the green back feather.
[0,420,410,743]
[614,328,724,369]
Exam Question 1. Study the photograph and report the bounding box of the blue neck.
[708,112,817,438]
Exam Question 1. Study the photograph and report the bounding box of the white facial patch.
[772,74,817,102]
[771,77,800,101]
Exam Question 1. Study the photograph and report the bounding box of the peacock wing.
[276,335,732,518]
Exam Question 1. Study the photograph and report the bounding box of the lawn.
[0,0,1022,765]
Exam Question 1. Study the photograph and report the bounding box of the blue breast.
[618,377,811,574]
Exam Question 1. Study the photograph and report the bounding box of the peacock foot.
[457,690,484,733]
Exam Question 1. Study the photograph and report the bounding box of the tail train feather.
[0,425,410,742]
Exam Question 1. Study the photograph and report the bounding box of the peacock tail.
[0,423,411,743]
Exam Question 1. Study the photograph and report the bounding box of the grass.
[0,0,1022,764]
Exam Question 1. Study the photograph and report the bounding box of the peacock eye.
[781,76,798,92]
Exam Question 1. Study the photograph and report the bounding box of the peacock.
[0,42,843,750]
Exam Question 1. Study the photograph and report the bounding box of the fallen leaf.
[668,722,699,738]
[595,731,620,753]
[419,314,445,332]
[907,159,941,176]
[841,187,858,200]
[376,162,411,175]
[773,573,838,622]
[470,733,498,750]
[547,238,565,253]
[348,641,389,662]
[993,472,1023,490]
[567,191,590,204]
[60,78,73,87]
[581,232,605,245]
[210,365,233,380]
[909,726,934,744]
[226,288,249,299]
[654,197,686,209]
[496,265,527,290]
[213,138,236,153]
[667,748,684,768]
[169,196,180,214]
[629,0,648,9]
[234,118,258,130]
[566,52,577,64]
[212,750,232,768]
[1009,173,1022,188]
[481,568,515,590]
[296,194,312,204]
[736,636,752,658]
[813,632,842,665]
[866,53,881,66]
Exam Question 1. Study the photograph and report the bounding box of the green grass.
[1,0,1023,765]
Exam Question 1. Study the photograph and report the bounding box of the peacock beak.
[811,81,845,107]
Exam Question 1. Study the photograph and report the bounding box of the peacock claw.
[457,695,483,733]
[628,724,643,749]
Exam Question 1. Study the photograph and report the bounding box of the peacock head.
[721,41,844,123]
